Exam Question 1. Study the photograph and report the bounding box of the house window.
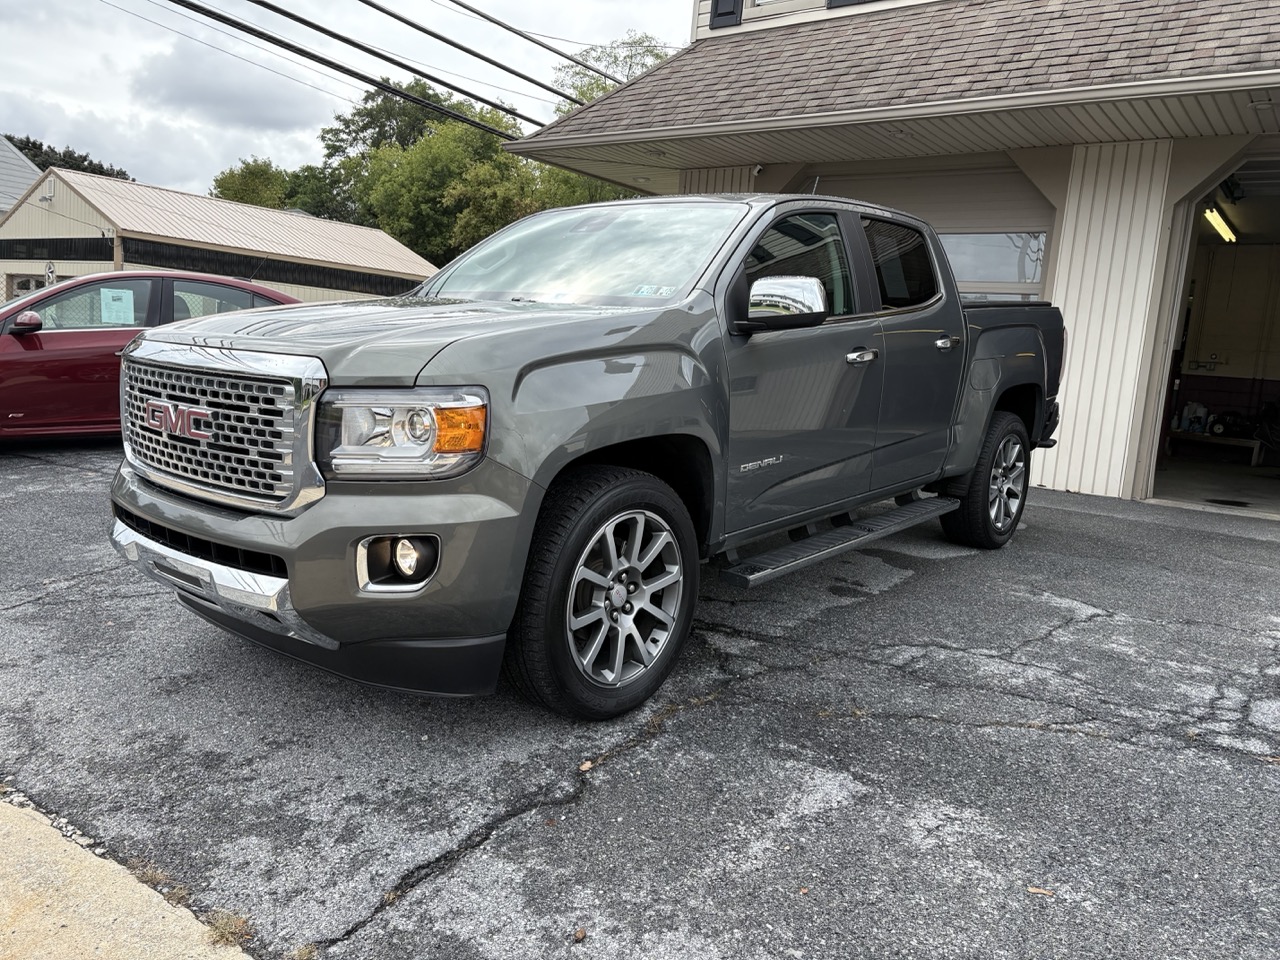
[861,218,938,309]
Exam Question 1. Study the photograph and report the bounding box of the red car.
[0,271,300,438]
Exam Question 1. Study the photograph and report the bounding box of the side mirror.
[6,311,43,335]
[736,276,827,334]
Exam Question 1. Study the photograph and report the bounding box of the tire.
[504,465,699,719]
[940,411,1030,549]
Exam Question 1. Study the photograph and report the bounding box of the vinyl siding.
[1033,141,1173,498]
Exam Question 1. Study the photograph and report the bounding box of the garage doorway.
[1151,158,1280,516]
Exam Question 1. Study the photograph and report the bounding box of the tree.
[530,31,675,207]
[320,78,474,161]
[551,31,672,116]
[210,156,290,208]
[5,134,131,179]
[359,107,526,264]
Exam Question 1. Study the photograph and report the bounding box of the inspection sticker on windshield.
[631,285,677,297]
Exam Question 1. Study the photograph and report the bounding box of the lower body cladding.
[109,460,539,696]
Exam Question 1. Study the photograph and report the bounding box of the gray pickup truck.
[110,195,1064,718]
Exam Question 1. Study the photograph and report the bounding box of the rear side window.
[171,280,254,323]
[861,218,939,309]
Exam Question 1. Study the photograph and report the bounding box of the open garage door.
[1153,157,1280,516]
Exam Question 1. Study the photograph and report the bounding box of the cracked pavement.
[2,438,1279,959]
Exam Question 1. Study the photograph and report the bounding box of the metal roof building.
[511,0,1280,512]
[0,168,435,303]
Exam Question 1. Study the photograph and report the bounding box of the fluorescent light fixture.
[1204,207,1237,243]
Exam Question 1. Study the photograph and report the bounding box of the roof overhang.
[509,71,1280,194]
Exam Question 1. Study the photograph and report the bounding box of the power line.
[138,0,558,108]
[420,0,684,50]
[136,0,368,96]
[99,0,363,107]
[352,0,583,106]
[238,0,542,127]
[158,0,517,140]
[442,0,622,84]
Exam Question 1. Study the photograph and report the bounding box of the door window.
[746,213,853,317]
[860,218,939,309]
[31,279,153,330]
[171,280,256,322]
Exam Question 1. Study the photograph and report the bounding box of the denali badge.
[143,400,213,440]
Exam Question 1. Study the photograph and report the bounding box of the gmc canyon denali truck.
[110,195,1065,719]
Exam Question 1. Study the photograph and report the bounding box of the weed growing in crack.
[206,909,254,947]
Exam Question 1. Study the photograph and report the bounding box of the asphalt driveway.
[2,439,1278,959]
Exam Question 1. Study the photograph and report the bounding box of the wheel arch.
[561,434,717,558]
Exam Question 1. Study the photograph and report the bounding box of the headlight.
[316,387,488,479]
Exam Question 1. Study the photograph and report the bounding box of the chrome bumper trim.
[109,519,338,650]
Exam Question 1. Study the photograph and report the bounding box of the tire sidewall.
[980,413,1031,546]
[536,474,699,718]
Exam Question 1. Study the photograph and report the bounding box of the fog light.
[393,538,419,577]
[358,535,441,592]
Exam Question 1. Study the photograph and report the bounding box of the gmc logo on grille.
[144,400,213,441]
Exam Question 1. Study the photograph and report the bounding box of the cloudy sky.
[0,0,692,194]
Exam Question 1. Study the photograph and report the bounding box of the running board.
[720,497,960,589]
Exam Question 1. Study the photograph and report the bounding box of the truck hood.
[139,296,652,384]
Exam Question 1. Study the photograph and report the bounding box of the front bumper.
[110,458,540,696]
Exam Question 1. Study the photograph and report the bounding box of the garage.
[1152,155,1280,513]
[509,0,1280,514]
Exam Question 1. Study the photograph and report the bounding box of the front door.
[0,277,156,435]
[723,210,884,533]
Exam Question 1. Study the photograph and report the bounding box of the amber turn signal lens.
[433,406,486,454]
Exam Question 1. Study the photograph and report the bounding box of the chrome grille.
[120,341,328,513]
[124,361,294,501]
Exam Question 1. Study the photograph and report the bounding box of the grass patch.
[206,909,254,947]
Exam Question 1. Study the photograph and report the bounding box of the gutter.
[507,68,1280,154]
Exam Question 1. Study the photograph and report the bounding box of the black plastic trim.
[179,595,506,697]
[113,503,287,578]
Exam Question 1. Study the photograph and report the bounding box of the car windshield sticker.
[100,288,134,325]
[631,285,678,297]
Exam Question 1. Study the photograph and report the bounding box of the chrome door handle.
[935,336,961,352]
[846,349,879,365]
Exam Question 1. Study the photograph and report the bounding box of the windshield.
[421,201,749,306]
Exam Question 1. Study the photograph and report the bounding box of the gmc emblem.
[144,400,213,441]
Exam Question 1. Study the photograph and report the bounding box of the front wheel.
[941,411,1030,549]
[504,466,699,719]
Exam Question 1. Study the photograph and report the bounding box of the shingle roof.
[54,169,434,278]
[522,0,1280,143]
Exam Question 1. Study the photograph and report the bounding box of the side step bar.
[720,496,960,589]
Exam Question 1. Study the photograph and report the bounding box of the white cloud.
[0,0,690,193]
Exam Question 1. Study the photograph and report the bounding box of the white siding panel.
[0,177,113,239]
[820,168,1054,233]
[678,166,758,193]
[1033,141,1173,498]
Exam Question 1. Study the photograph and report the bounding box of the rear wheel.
[504,465,699,719]
[941,411,1030,549]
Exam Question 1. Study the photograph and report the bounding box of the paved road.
[2,438,1278,959]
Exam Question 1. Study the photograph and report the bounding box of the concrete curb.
[0,796,251,960]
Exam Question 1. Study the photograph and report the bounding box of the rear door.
[722,206,884,533]
[164,277,261,324]
[0,277,158,434]
[855,216,966,492]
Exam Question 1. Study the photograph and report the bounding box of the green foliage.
[203,31,680,265]
[210,156,290,208]
[552,31,671,116]
[5,134,131,179]
[320,79,472,160]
